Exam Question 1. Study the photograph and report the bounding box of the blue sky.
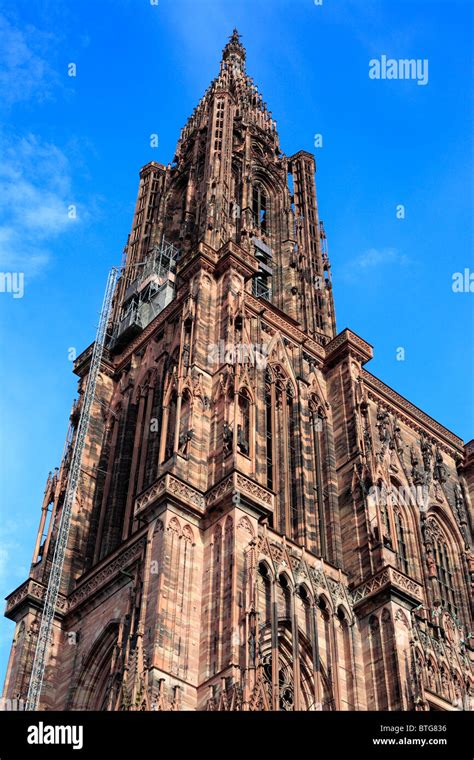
[0,0,472,688]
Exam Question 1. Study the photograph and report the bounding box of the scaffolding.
[25,266,119,710]
[111,237,180,351]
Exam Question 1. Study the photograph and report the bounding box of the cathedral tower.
[3,31,473,712]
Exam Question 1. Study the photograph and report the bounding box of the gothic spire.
[222,27,246,65]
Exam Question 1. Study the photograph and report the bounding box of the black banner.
[0,710,471,758]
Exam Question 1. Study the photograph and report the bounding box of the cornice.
[351,565,424,608]
[324,328,373,367]
[5,578,67,621]
[5,538,148,620]
[73,345,115,379]
[244,294,326,363]
[135,470,274,521]
[67,537,146,613]
[362,370,464,453]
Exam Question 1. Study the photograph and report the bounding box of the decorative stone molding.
[167,475,206,511]
[324,328,373,366]
[237,515,255,536]
[244,294,326,362]
[206,474,235,507]
[351,565,424,606]
[135,473,206,516]
[363,371,463,453]
[256,528,351,612]
[6,538,148,620]
[5,578,67,618]
[135,478,167,513]
[68,539,146,611]
[234,473,273,508]
[206,472,274,511]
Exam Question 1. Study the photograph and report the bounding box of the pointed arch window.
[309,397,327,557]
[433,537,457,615]
[394,509,409,574]
[337,607,356,710]
[237,389,251,456]
[378,482,392,547]
[265,371,274,495]
[253,183,267,232]
[178,389,193,456]
[163,390,177,462]
[287,386,299,537]
[265,367,299,539]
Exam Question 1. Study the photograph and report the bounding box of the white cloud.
[353,247,410,269]
[0,133,77,274]
[0,517,31,586]
[0,14,59,107]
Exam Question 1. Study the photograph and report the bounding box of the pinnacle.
[223,27,246,62]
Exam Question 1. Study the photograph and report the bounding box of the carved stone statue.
[223,421,233,456]
[376,405,391,445]
[433,447,447,483]
[363,426,372,454]
[411,448,426,486]
[420,434,433,473]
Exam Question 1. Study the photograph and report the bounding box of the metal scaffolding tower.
[25,266,119,710]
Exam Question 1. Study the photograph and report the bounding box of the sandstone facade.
[3,31,473,712]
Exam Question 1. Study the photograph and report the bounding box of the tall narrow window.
[178,390,192,455]
[394,510,409,574]
[237,389,250,455]
[164,391,177,461]
[287,389,299,537]
[309,399,327,557]
[434,539,457,615]
[368,616,388,710]
[253,183,267,232]
[265,372,274,522]
[265,367,299,539]
[337,608,355,711]
[265,370,273,490]
[378,482,392,547]
[182,319,192,369]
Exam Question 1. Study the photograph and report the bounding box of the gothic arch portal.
[257,621,334,711]
[72,622,120,711]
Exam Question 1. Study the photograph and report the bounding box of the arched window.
[378,481,392,546]
[99,401,138,559]
[309,396,327,557]
[318,596,335,709]
[264,367,299,538]
[433,537,457,616]
[278,574,292,622]
[73,623,120,710]
[252,183,267,232]
[178,390,192,455]
[265,372,273,494]
[287,387,299,536]
[368,615,388,710]
[143,377,163,488]
[337,608,355,710]
[394,509,409,574]
[164,390,177,461]
[258,562,272,628]
[237,389,251,456]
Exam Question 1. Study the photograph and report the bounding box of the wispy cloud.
[0,133,78,274]
[340,246,411,284]
[0,517,30,587]
[0,13,59,108]
[354,247,410,269]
